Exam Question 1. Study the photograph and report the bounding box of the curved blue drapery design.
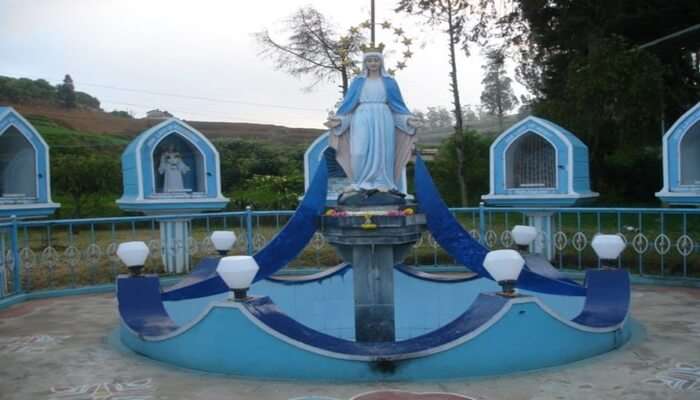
[414,156,585,296]
[253,159,328,281]
[161,160,328,300]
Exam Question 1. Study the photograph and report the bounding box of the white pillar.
[159,219,191,273]
[0,233,5,296]
[526,212,555,261]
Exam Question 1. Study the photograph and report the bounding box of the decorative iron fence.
[1,205,698,298]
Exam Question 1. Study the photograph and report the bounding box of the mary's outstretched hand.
[407,117,423,129]
[324,117,342,129]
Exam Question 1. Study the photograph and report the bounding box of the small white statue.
[158,145,190,192]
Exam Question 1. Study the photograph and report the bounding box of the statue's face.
[164,153,181,165]
[365,56,381,73]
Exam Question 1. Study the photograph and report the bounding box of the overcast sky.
[1,0,524,128]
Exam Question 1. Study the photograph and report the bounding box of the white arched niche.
[680,120,700,186]
[0,126,37,200]
[152,132,206,195]
[506,132,556,189]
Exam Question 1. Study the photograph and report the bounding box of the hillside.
[417,115,520,146]
[2,75,518,148]
[8,103,324,146]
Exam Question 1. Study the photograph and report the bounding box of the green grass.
[26,116,130,150]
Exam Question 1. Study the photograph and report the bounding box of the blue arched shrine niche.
[482,116,597,207]
[657,102,700,205]
[680,121,700,186]
[0,125,37,199]
[0,107,59,218]
[117,118,228,213]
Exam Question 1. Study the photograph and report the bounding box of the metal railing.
[1,204,699,298]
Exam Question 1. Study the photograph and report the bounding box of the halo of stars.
[343,20,415,76]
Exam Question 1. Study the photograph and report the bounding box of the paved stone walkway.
[1,285,699,400]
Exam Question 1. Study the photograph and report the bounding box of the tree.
[255,6,365,96]
[229,174,304,210]
[430,129,491,206]
[52,154,121,217]
[396,0,471,205]
[411,109,427,126]
[56,74,76,108]
[75,91,101,110]
[425,106,454,128]
[0,76,56,103]
[480,48,518,131]
[486,0,700,203]
[462,105,479,123]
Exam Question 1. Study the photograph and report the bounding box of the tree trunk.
[447,1,467,206]
[340,67,349,97]
[72,194,82,218]
[495,62,504,132]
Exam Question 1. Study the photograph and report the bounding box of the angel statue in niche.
[324,46,422,205]
[158,145,190,193]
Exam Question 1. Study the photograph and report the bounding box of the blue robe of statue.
[330,75,416,192]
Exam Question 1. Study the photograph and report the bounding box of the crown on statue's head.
[360,42,385,54]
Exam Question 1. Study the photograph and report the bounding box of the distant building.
[145,109,174,120]
[418,148,438,161]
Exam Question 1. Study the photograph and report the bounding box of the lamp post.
[483,249,525,297]
[116,241,150,277]
[511,225,537,253]
[216,256,260,301]
[591,234,626,269]
[210,231,237,256]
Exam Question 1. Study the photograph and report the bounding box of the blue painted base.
[116,199,229,214]
[117,268,631,381]
[0,203,60,219]
[480,195,598,207]
[655,193,700,206]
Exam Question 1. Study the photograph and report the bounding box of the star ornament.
[394,28,405,36]
[381,21,392,29]
[402,37,413,46]
[396,61,407,70]
[403,50,413,59]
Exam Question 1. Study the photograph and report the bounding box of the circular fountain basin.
[116,263,631,381]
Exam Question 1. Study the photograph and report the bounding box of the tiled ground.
[0,285,699,400]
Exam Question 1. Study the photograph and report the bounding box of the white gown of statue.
[158,152,190,192]
[328,52,417,194]
[330,79,415,192]
[348,78,396,191]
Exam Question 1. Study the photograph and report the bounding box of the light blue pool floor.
[163,269,586,341]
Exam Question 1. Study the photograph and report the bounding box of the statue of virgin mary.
[325,49,420,198]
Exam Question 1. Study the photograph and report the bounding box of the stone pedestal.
[526,212,555,261]
[0,233,5,297]
[321,210,425,342]
[159,219,191,273]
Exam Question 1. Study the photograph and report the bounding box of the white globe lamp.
[591,234,626,268]
[116,241,150,277]
[511,225,538,252]
[211,231,237,256]
[483,249,525,297]
[216,255,260,301]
